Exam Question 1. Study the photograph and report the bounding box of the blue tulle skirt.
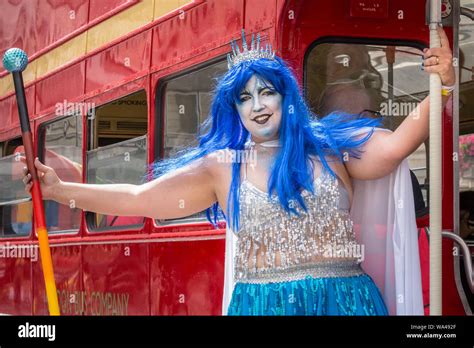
[227,273,388,316]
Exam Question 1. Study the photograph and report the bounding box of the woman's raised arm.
[345,26,455,180]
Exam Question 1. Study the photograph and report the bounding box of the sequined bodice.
[234,169,363,284]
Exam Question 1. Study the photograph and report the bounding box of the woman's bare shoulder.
[204,149,233,177]
[204,150,234,208]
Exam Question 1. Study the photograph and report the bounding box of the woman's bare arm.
[135,156,217,219]
[345,94,450,180]
[22,156,217,220]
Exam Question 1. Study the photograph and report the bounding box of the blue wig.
[148,56,381,231]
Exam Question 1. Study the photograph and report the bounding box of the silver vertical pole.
[429,0,443,315]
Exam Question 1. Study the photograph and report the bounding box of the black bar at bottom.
[0,315,472,346]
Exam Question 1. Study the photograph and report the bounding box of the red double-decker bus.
[0,0,472,315]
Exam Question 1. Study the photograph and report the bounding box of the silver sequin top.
[234,164,364,284]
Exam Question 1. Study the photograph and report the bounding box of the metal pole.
[429,0,443,315]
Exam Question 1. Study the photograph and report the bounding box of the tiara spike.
[241,29,248,51]
[227,30,276,69]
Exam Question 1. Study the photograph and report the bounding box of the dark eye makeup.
[238,86,277,102]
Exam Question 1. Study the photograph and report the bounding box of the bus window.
[86,90,148,232]
[39,114,83,233]
[156,60,227,225]
[306,43,429,217]
[0,137,32,237]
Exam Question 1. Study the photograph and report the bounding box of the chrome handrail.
[425,227,474,293]
[437,230,474,293]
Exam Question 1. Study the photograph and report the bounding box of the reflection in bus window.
[163,61,227,158]
[87,90,148,231]
[306,43,429,216]
[158,60,227,224]
[0,137,31,237]
[40,114,83,233]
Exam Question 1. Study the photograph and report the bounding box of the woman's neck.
[247,138,281,148]
[245,139,281,159]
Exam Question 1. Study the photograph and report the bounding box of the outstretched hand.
[20,156,61,200]
[422,26,455,86]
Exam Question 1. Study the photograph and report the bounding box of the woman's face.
[236,75,282,144]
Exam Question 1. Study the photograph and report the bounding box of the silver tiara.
[227,30,276,69]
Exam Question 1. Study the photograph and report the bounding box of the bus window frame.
[84,89,149,234]
[153,56,227,228]
[37,113,83,236]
